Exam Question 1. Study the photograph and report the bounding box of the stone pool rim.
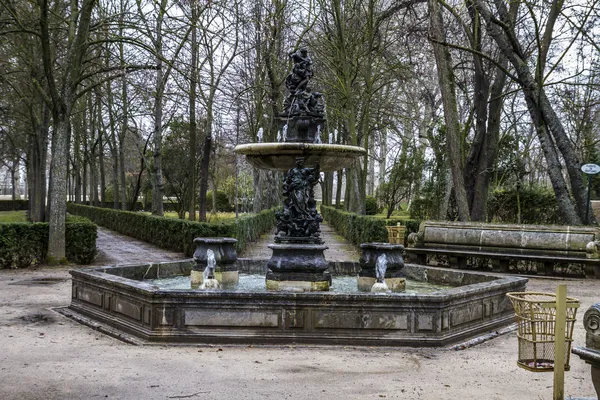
[67,260,528,347]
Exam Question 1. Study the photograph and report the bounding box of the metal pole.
[586,177,592,224]
[554,284,567,400]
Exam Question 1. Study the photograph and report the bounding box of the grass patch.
[0,211,28,223]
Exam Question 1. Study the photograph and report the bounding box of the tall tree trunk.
[11,159,19,201]
[82,137,88,205]
[429,0,470,221]
[471,61,508,220]
[42,0,97,259]
[73,109,82,204]
[47,112,70,259]
[335,169,343,208]
[118,13,128,210]
[378,129,387,189]
[150,0,167,216]
[152,62,165,216]
[105,64,120,209]
[475,0,585,224]
[367,135,375,197]
[322,172,334,206]
[188,4,198,221]
[28,104,49,222]
[97,92,106,205]
[198,135,212,221]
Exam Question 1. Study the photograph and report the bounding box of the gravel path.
[0,268,597,399]
[0,224,596,399]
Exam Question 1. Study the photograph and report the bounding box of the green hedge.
[0,215,97,269]
[488,187,561,224]
[321,206,388,246]
[67,203,277,256]
[321,206,421,246]
[0,200,29,211]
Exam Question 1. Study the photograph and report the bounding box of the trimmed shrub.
[365,196,379,215]
[65,215,98,264]
[67,203,277,255]
[206,191,234,212]
[0,200,29,211]
[0,215,97,269]
[321,205,388,246]
[488,187,561,224]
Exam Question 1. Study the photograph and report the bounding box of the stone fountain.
[234,48,365,292]
[63,48,528,347]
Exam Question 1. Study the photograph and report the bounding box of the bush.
[65,215,98,264]
[365,196,379,215]
[206,191,233,212]
[0,200,29,211]
[67,203,277,255]
[488,187,560,224]
[409,197,434,220]
[320,205,388,246]
[0,215,97,269]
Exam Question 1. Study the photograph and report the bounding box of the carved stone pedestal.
[266,243,331,292]
[277,115,326,143]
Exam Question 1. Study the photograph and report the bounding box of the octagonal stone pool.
[64,260,527,347]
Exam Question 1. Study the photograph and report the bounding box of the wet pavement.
[238,222,360,262]
[93,227,185,265]
[94,221,359,266]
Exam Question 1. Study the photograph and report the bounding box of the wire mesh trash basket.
[506,292,580,372]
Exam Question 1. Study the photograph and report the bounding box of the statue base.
[274,235,323,244]
[266,243,331,292]
[277,115,326,143]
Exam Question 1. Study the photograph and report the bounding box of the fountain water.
[370,254,390,293]
[199,250,220,290]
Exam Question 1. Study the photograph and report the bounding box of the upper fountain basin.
[233,143,366,172]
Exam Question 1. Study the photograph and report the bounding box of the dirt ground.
[0,265,597,400]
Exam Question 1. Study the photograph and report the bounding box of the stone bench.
[405,221,600,278]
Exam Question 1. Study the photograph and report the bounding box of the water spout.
[257,128,263,143]
[371,254,389,293]
[200,249,220,290]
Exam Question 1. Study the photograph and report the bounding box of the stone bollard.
[572,302,600,397]
[358,243,405,292]
[191,238,238,287]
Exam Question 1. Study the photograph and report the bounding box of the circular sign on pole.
[581,164,600,175]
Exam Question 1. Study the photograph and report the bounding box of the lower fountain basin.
[233,143,366,171]
[66,260,527,347]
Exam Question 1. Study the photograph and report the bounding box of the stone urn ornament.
[359,243,405,292]
[191,237,238,288]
